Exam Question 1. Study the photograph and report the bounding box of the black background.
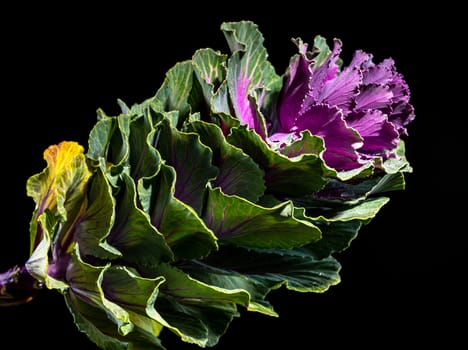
[1,3,465,349]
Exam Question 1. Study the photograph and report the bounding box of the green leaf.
[138,163,218,260]
[179,261,277,316]
[381,140,413,174]
[25,213,51,282]
[292,171,406,208]
[187,120,266,202]
[87,113,130,176]
[65,293,135,350]
[152,263,250,307]
[220,20,281,139]
[211,80,232,116]
[66,248,133,336]
[147,61,193,127]
[208,109,242,134]
[137,263,245,347]
[329,197,389,222]
[291,196,389,258]
[203,188,321,249]
[154,118,218,214]
[102,266,167,342]
[257,195,363,258]
[368,172,406,195]
[25,212,68,290]
[335,162,375,181]
[156,296,239,348]
[26,141,92,254]
[252,254,340,293]
[311,35,332,67]
[74,168,121,259]
[279,130,326,158]
[221,21,280,92]
[144,263,243,347]
[201,245,341,293]
[228,125,329,196]
[312,197,390,223]
[312,177,385,204]
[297,220,362,259]
[128,112,161,181]
[107,173,174,266]
[66,253,167,348]
[192,48,228,110]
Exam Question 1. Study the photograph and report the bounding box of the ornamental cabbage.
[0,20,414,349]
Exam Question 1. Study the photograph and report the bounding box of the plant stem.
[0,265,42,306]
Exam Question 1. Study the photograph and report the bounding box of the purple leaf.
[317,65,361,111]
[362,58,396,85]
[346,110,399,154]
[295,104,363,170]
[307,39,342,103]
[276,46,312,132]
[354,84,393,111]
[230,65,265,137]
[388,101,415,136]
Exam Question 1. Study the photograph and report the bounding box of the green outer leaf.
[65,262,164,349]
[208,109,242,134]
[192,48,227,110]
[311,35,332,67]
[27,141,92,252]
[155,118,218,214]
[368,172,406,195]
[179,261,276,316]
[152,263,250,307]
[87,114,114,162]
[225,53,268,137]
[299,220,362,259]
[107,173,173,265]
[381,140,413,174]
[87,114,130,175]
[155,296,239,348]
[187,120,266,202]
[74,168,121,259]
[139,263,243,347]
[222,21,280,92]
[66,248,133,336]
[312,177,384,204]
[25,212,68,290]
[117,98,131,114]
[251,255,340,293]
[312,197,390,223]
[196,245,340,294]
[258,195,364,258]
[211,80,231,116]
[221,20,280,139]
[293,170,406,209]
[26,142,90,219]
[335,162,374,181]
[279,130,325,158]
[138,163,218,260]
[65,293,135,350]
[102,266,166,339]
[203,188,321,249]
[228,125,329,195]
[25,213,51,283]
[148,61,193,126]
[128,112,161,181]
[192,48,227,84]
